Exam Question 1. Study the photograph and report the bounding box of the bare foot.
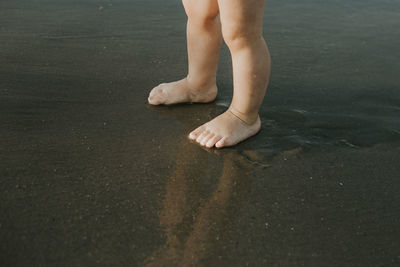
[188,108,261,148]
[148,77,217,105]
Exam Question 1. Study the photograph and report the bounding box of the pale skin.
[148,0,271,148]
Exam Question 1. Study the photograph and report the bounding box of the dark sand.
[1,0,399,266]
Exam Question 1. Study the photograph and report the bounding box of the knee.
[182,0,219,26]
[222,24,261,51]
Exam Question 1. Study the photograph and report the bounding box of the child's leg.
[189,0,271,148]
[148,0,222,105]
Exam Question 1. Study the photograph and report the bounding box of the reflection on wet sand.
[144,115,254,266]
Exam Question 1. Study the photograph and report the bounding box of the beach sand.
[0,0,399,266]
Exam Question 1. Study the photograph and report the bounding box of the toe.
[149,85,161,97]
[148,86,157,97]
[215,137,227,149]
[206,135,222,148]
[148,94,159,105]
[196,130,210,143]
[200,133,214,146]
[148,97,157,105]
[189,125,206,140]
[148,86,164,105]
[148,96,158,105]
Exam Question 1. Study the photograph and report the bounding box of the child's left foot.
[188,109,261,148]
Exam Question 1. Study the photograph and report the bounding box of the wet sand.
[1,0,399,266]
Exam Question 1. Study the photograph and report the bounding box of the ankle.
[228,106,259,125]
[186,75,216,91]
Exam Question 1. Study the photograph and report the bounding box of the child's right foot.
[148,77,218,105]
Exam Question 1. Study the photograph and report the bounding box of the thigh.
[217,0,266,35]
[182,0,219,20]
